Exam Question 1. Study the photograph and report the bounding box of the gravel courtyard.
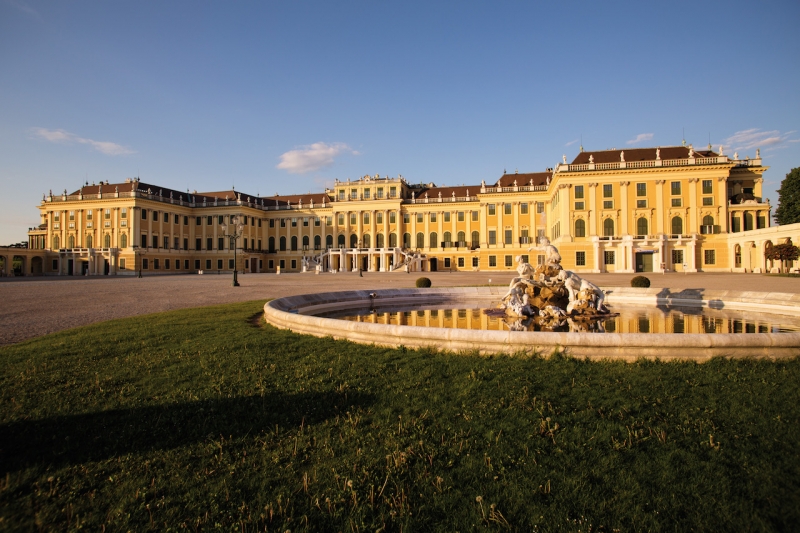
[2,271,799,346]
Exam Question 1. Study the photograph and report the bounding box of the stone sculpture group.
[497,237,611,331]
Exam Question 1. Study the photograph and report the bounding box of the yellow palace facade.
[11,143,796,278]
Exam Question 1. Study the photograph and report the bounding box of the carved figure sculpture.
[528,236,561,269]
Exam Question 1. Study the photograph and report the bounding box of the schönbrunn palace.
[5,143,799,278]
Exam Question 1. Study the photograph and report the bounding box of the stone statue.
[562,154,567,164]
[655,148,660,160]
[688,146,694,158]
[620,151,625,162]
[719,145,724,156]
[734,151,739,160]
[589,155,594,163]
[756,148,760,158]
[528,236,561,269]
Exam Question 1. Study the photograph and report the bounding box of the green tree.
[765,242,800,273]
[774,167,800,225]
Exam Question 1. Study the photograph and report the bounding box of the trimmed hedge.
[631,275,651,288]
[415,277,432,288]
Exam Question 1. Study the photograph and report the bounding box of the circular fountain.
[263,239,800,360]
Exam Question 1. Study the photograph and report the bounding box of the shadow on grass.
[0,390,373,472]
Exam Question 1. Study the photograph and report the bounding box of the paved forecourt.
[2,271,800,346]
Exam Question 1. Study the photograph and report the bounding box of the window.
[314,235,321,250]
[164,236,170,249]
[429,232,438,248]
[377,187,384,199]
[350,188,357,199]
[671,181,681,195]
[389,186,397,198]
[218,237,224,250]
[402,233,411,248]
[603,184,613,198]
[142,210,148,220]
[173,214,178,224]
[576,251,586,266]
[416,232,424,248]
[389,212,396,224]
[195,260,201,270]
[574,219,586,237]
[143,258,149,270]
[403,213,410,224]
[120,234,127,248]
[472,257,479,267]
[258,219,262,228]
[184,260,189,269]
[195,217,201,225]
[153,235,159,248]
[376,213,383,224]
[217,259,223,269]
[574,186,584,199]
[636,200,647,208]
[575,202,585,210]
[636,183,646,197]
[315,217,320,226]
[292,218,298,227]
[279,260,285,269]
[363,188,370,199]
[375,234,383,248]
[337,214,344,226]
[744,213,754,231]
[488,230,496,245]
[488,204,496,216]
[603,200,613,209]
[119,258,126,270]
[732,217,741,232]
[457,231,465,245]
[505,255,513,267]
[671,198,682,207]
[444,212,451,222]
[520,203,529,214]
[174,237,179,249]
[206,216,212,225]
[153,259,160,270]
[183,238,188,250]
[672,250,684,265]
[504,229,512,245]
[86,210,93,221]
[702,180,713,194]
[671,216,683,236]
[637,217,648,237]
[458,257,464,267]
[389,233,397,247]
[204,237,211,250]
[489,255,497,267]
[472,211,478,221]
[165,259,170,269]
[338,190,345,201]
[229,259,235,269]
[161,212,166,223]
[195,238,201,250]
[757,216,765,229]
[603,218,614,237]
[504,203,512,215]
[458,211,464,222]
[303,235,310,250]
[703,197,713,206]
[536,202,544,214]
[291,236,298,251]
[184,216,188,225]
[416,213,423,223]
[444,258,451,268]
[704,250,716,265]
[604,251,615,265]
[471,231,480,247]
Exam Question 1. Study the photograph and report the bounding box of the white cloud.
[565,138,580,147]
[276,142,358,174]
[31,127,136,156]
[723,128,797,153]
[626,133,653,145]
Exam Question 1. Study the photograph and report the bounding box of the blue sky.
[2,0,799,244]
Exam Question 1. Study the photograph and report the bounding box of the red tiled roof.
[260,193,332,207]
[496,172,551,187]
[571,146,719,165]
[413,185,475,200]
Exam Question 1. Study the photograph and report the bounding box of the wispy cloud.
[565,138,580,147]
[31,127,136,156]
[277,142,358,174]
[626,133,653,145]
[5,0,39,18]
[723,128,798,153]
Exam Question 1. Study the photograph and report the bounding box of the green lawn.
[1,300,798,532]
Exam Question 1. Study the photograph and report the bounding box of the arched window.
[86,234,93,248]
[120,234,127,249]
[744,213,754,231]
[376,233,384,248]
[314,235,321,250]
[279,236,287,251]
[350,234,358,248]
[337,234,345,248]
[402,233,411,248]
[389,233,397,248]
[53,235,60,249]
[703,215,714,226]
[603,218,614,237]
[363,234,371,248]
[471,231,480,247]
[671,216,683,236]
[68,235,75,249]
[416,232,424,248]
[443,231,452,246]
[326,235,333,248]
[636,217,648,237]
[430,232,438,248]
[104,234,111,248]
[268,236,275,252]
[291,236,298,251]
[457,231,465,244]
[302,236,309,249]
[574,219,586,237]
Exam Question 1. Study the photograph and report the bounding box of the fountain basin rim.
[263,287,800,361]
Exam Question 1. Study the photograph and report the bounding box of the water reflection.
[316,303,800,334]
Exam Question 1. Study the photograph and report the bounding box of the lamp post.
[222,215,244,287]
[133,245,146,278]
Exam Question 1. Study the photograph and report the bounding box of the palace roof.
[496,172,551,187]
[571,146,719,165]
